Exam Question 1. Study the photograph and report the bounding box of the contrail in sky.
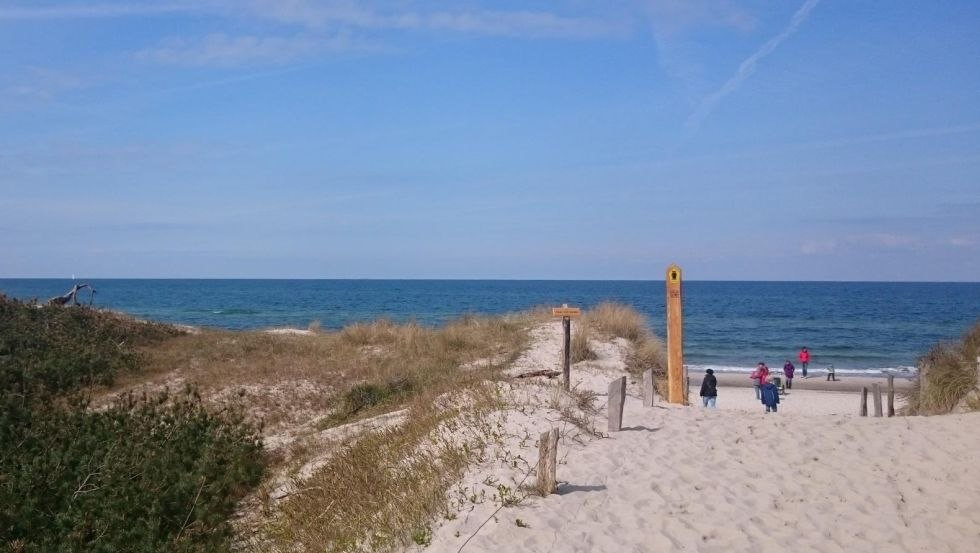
[685,0,820,135]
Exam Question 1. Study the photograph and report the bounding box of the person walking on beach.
[699,369,718,408]
[826,364,837,382]
[783,360,795,390]
[750,362,769,400]
[799,347,810,378]
[761,380,780,413]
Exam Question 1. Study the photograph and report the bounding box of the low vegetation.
[906,321,980,415]
[0,295,263,552]
[576,302,667,384]
[3,296,662,552]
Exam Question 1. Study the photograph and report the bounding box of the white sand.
[426,323,980,553]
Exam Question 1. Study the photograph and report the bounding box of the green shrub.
[0,294,264,551]
[0,295,179,397]
[0,388,263,552]
[334,377,416,422]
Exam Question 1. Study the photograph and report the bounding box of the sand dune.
[427,325,980,553]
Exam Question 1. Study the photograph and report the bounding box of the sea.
[3,279,979,377]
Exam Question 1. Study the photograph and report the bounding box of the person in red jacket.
[798,347,810,378]
[750,362,770,399]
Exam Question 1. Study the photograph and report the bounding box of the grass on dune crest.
[572,302,667,382]
[129,313,540,429]
[906,321,980,415]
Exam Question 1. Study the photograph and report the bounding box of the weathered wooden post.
[608,376,626,432]
[873,383,883,417]
[683,365,690,406]
[887,375,895,417]
[860,387,868,417]
[551,305,581,391]
[666,264,685,404]
[563,316,571,390]
[642,369,655,407]
[536,428,559,496]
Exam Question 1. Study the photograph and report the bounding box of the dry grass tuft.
[579,302,667,380]
[582,302,647,342]
[570,326,597,363]
[906,321,980,415]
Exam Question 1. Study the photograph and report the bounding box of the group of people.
[698,346,819,413]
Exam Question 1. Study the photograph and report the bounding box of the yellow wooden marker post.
[666,264,685,404]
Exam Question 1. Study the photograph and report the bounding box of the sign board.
[551,307,581,317]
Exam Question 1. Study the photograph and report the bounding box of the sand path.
[428,323,980,553]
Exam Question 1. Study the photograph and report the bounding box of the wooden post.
[873,383,883,417]
[642,369,655,407]
[562,316,571,391]
[683,365,690,406]
[536,428,559,496]
[607,377,627,432]
[887,375,895,417]
[666,264,685,404]
[551,305,580,391]
[860,387,868,417]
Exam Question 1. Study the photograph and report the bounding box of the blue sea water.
[2,279,979,375]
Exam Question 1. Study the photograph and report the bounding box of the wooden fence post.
[536,428,559,496]
[887,375,895,417]
[642,369,655,407]
[562,317,571,391]
[608,377,627,432]
[873,383,883,417]
[683,365,690,406]
[860,387,868,417]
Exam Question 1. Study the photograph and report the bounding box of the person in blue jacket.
[760,381,780,413]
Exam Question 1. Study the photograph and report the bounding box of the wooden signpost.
[552,304,581,391]
[666,264,685,404]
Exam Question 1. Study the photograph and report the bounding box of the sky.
[1,0,979,281]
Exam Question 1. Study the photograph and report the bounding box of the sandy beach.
[426,323,980,553]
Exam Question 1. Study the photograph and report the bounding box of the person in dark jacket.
[783,360,795,389]
[761,381,780,413]
[699,368,718,408]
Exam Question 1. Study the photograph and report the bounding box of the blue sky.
[1,0,978,280]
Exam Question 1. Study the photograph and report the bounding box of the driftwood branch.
[515,370,561,379]
[48,283,97,306]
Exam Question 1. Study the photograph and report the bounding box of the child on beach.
[783,360,795,389]
[761,381,780,413]
[750,363,769,400]
[826,364,837,382]
[699,368,717,408]
[799,347,810,378]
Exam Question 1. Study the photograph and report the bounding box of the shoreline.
[688,368,915,392]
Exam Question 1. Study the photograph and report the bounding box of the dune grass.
[906,321,980,415]
[261,392,499,552]
[577,302,667,380]
[127,314,538,430]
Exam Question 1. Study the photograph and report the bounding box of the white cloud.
[685,0,820,134]
[801,239,836,255]
[137,33,353,67]
[243,0,627,38]
[947,236,976,248]
[3,67,86,100]
[0,2,195,20]
[644,0,756,37]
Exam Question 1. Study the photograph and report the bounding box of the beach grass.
[582,302,667,381]
[906,321,980,414]
[125,313,540,429]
